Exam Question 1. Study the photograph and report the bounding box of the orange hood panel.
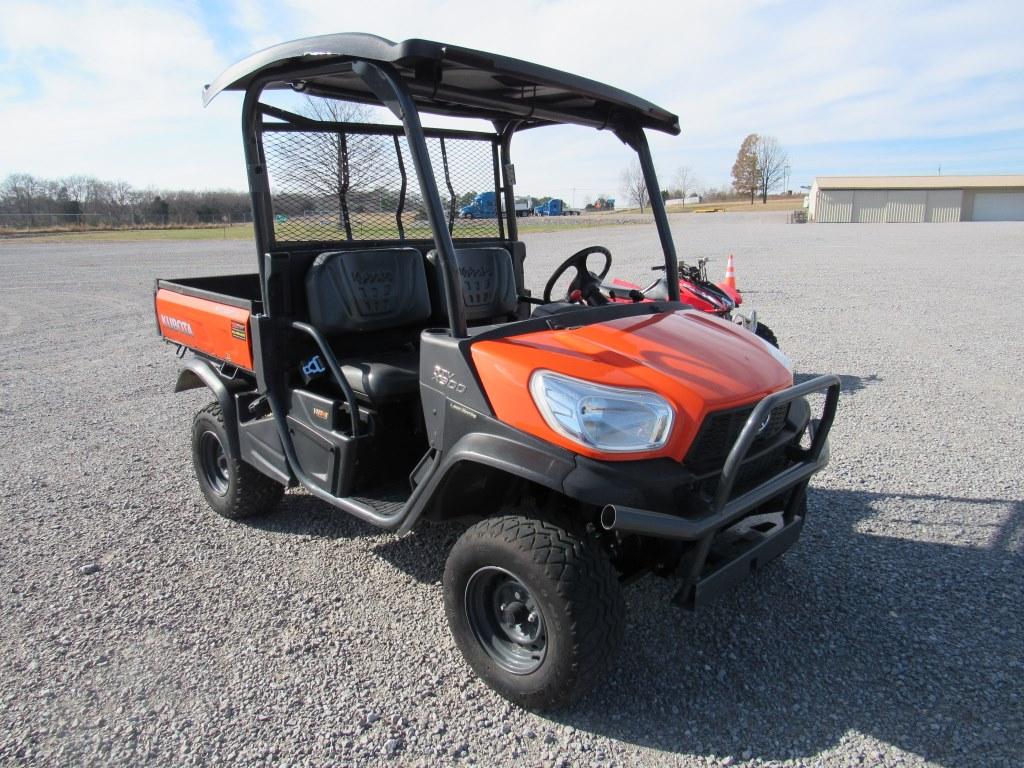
[471,310,793,462]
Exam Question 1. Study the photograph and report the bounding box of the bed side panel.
[155,288,254,370]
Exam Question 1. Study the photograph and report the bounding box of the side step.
[348,482,410,519]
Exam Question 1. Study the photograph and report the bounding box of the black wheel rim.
[198,430,229,496]
[464,566,546,675]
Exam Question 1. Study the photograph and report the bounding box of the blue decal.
[302,355,326,377]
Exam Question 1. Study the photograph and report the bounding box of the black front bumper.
[595,374,841,609]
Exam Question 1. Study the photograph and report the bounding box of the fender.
[397,428,576,534]
[173,357,241,457]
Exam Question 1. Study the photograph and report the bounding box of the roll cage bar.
[230,39,681,338]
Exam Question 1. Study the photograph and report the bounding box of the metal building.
[808,175,1024,222]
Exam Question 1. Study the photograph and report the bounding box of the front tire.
[755,321,779,348]
[191,402,283,519]
[443,514,624,710]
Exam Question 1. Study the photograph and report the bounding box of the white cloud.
[0,0,233,186]
[1,0,1022,192]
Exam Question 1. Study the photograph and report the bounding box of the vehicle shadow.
[547,486,1023,767]
[242,492,468,575]
[370,520,466,583]
[794,371,881,394]
[240,491,383,540]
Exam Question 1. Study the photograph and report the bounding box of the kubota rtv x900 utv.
[154,34,839,709]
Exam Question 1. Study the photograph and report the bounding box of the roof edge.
[813,174,1024,190]
[202,33,680,136]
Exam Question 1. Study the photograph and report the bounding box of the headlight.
[528,371,675,453]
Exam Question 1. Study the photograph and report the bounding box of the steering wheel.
[542,246,613,304]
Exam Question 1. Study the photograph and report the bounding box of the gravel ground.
[1,214,1021,767]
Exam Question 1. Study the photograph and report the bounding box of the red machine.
[543,248,779,347]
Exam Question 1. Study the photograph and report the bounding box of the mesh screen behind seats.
[305,248,431,333]
[427,247,517,322]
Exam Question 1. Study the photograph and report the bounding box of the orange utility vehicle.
[155,34,839,709]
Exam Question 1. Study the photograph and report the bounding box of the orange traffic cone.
[722,254,737,291]
[719,254,742,304]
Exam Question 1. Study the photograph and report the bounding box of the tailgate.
[155,288,254,370]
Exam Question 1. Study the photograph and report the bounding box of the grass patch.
[1,224,256,243]
[668,197,804,214]
[4,215,644,244]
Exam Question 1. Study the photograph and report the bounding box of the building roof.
[203,33,680,135]
[813,175,1024,190]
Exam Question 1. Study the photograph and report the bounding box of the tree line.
[0,173,253,230]
[618,133,791,211]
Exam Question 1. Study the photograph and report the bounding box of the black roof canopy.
[204,33,680,135]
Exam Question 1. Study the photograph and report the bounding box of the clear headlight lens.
[528,371,675,452]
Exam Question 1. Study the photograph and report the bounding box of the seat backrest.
[426,247,517,323]
[305,247,431,333]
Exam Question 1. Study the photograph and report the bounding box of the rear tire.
[755,321,779,348]
[191,402,283,519]
[443,513,624,710]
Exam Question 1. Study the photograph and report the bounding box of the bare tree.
[754,135,789,203]
[673,166,696,198]
[731,134,759,204]
[1,174,39,213]
[298,93,370,124]
[272,96,383,233]
[620,159,650,212]
[107,180,134,224]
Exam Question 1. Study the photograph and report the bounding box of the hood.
[471,309,792,462]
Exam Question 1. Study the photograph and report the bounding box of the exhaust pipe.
[600,504,702,541]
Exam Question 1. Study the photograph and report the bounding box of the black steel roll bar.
[351,60,469,338]
[243,62,471,339]
[498,121,521,243]
[243,58,688,334]
[615,123,681,302]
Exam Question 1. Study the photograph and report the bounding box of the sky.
[2,0,1023,203]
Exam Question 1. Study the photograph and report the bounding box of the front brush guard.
[600,374,841,608]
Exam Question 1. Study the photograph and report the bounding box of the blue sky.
[2,0,1023,201]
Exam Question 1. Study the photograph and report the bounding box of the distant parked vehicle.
[533,198,580,216]
[514,196,535,217]
[459,191,497,219]
[460,193,538,218]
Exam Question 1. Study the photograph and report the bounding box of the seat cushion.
[306,247,431,334]
[339,349,419,402]
[427,247,517,322]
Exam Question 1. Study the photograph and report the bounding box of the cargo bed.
[154,274,262,371]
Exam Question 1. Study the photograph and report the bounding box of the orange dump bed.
[155,288,254,370]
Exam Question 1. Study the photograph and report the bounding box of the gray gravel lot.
[1,214,1021,767]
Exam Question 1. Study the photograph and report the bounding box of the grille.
[685,402,790,472]
[261,127,502,244]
